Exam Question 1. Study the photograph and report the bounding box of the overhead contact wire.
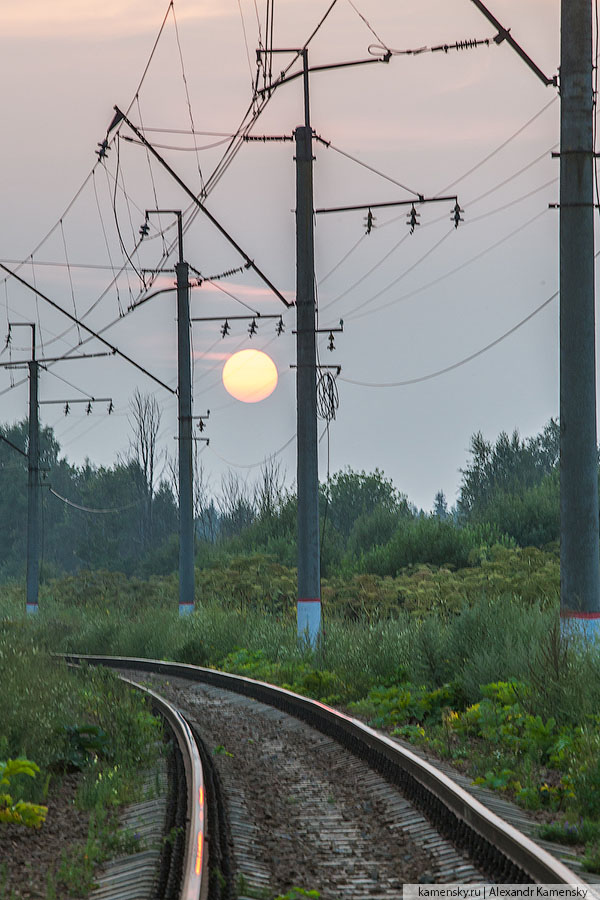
[340,291,557,388]
[437,96,558,194]
[172,1,205,193]
[346,208,550,322]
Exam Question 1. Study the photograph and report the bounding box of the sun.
[222,349,278,403]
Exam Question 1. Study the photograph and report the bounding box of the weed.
[0,865,17,900]
[0,758,47,827]
[45,870,57,900]
[583,844,600,873]
[539,819,600,846]
[274,889,321,900]
[392,724,427,744]
[53,804,146,894]
[472,769,520,792]
[236,872,270,898]
[59,723,111,771]
[163,825,184,846]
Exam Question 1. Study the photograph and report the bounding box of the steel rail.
[115,674,207,900]
[65,654,582,886]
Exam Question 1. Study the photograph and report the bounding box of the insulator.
[86,402,92,415]
[276,317,284,336]
[139,221,150,239]
[328,331,335,351]
[407,205,420,235]
[452,202,464,228]
[96,139,110,160]
[108,401,114,414]
[248,318,258,337]
[364,208,375,235]
[220,319,230,338]
[64,403,70,416]
[198,419,205,432]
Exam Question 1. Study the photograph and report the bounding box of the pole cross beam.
[314,196,458,214]
[109,108,291,308]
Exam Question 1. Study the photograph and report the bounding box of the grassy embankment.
[1,543,600,874]
[0,626,163,898]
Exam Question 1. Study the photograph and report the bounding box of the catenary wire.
[41,366,96,400]
[339,290,557,388]
[345,207,550,322]
[318,147,557,319]
[340,228,455,318]
[237,0,257,91]
[207,432,296,469]
[92,169,124,317]
[318,138,422,197]
[172,1,205,193]
[436,96,558,195]
[345,0,389,49]
[0,0,174,291]
[49,487,142,514]
[321,229,412,311]
[316,139,558,306]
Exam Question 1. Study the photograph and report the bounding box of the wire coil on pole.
[316,370,339,421]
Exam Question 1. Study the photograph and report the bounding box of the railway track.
[66,654,585,899]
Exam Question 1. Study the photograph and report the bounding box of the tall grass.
[2,569,598,729]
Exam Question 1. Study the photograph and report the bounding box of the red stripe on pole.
[560,611,600,619]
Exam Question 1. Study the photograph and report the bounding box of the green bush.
[359,519,509,576]
[539,819,600,846]
[349,681,460,729]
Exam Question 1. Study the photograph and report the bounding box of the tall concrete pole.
[560,0,600,629]
[26,327,39,615]
[295,49,321,646]
[175,215,195,616]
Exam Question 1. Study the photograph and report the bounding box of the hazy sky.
[0,0,566,510]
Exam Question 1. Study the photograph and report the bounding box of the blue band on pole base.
[297,599,321,647]
[26,603,38,616]
[560,611,600,639]
[179,602,194,617]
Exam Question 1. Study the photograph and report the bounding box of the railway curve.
[66,654,584,898]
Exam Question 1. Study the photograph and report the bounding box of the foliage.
[582,844,600,873]
[0,626,162,806]
[322,467,411,540]
[0,416,569,585]
[274,890,321,900]
[539,819,600,846]
[345,505,400,559]
[358,518,511,576]
[0,419,179,580]
[480,474,559,548]
[220,648,348,705]
[0,758,47,828]
[458,421,559,518]
[350,682,460,729]
[0,627,164,895]
[196,555,297,616]
[49,804,145,895]
[457,421,560,547]
[59,724,112,771]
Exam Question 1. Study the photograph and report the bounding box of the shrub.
[359,519,509,576]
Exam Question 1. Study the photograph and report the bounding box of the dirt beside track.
[0,773,90,899]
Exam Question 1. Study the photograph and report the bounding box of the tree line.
[0,400,563,582]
